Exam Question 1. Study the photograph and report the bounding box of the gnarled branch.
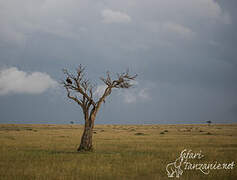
[63,65,137,120]
[63,65,96,108]
[96,69,137,111]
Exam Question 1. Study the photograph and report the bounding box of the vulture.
[66,77,72,84]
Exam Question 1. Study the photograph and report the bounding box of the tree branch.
[96,69,137,111]
[63,65,96,107]
[63,66,137,118]
[64,83,84,108]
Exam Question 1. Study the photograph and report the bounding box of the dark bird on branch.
[66,77,72,84]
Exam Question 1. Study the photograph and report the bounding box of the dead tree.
[62,65,137,151]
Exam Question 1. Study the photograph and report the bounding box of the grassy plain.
[0,124,236,180]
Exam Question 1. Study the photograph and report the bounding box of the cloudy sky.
[0,0,236,124]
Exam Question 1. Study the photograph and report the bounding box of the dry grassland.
[0,124,236,179]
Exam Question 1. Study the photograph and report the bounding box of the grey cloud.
[0,0,236,124]
[101,9,131,23]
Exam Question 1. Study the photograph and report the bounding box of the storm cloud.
[0,0,236,124]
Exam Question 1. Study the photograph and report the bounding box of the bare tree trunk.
[77,117,95,152]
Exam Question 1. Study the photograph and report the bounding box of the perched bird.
[66,77,72,84]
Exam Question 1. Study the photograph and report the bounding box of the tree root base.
[77,147,94,152]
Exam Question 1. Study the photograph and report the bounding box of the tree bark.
[77,116,95,152]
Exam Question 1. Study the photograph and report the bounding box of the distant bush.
[134,132,146,136]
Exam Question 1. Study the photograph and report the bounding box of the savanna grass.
[0,124,236,180]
